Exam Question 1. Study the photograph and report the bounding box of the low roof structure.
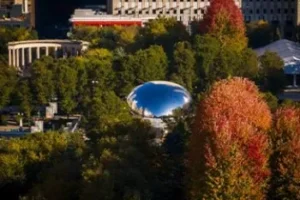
[70,8,156,27]
[255,39,300,75]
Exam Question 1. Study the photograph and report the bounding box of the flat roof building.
[107,0,241,26]
[70,0,242,27]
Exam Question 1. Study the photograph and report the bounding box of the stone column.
[8,48,12,66]
[23,0,29,13]
[16,48,19,68]
[37,47,40,59]
[12,48,16,67]
[296,0,300,26]
[21,48,25,67]
[28,47,32,63]
[46,47,49,56]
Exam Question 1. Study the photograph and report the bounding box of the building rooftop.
[70,8,156,23]
[255,39,300,75]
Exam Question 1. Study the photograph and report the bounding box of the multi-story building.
[0,0,30,13]
[71,0,242,27]
[0,0,34,27]
[242,0,300,37]
[107,0,241,26]
[0,0,17,8]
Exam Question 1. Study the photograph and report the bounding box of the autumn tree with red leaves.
[269,107,300,200]
[200,0,247,51]
[188,77,271,199]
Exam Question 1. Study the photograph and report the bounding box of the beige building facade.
[107,0,242,26]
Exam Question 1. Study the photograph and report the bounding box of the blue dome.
[127,81,192,118]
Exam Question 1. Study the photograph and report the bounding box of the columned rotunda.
[8,40,89,72]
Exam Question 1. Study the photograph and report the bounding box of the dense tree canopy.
[259,51,285,93]
[200,0,247,51]
[118,45,168,96]
[0,63,17,109]
[188,77,271,199]
[269,107,300,200]
[169,41,197,92]
[0,27,38,55]
[246,20,281,48]
[193,34,259,86]
[0,132,85,200]
[0,11,295,200]
[81,119,160,200]
[70,25,140,52]
[30,57,55,105]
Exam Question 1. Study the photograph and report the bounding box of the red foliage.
[273,107,300,135]
[269,107,300,199]
[246,134,270,182]
[200,0,245,38]
[197,77,271,135]
[188,77,271,199]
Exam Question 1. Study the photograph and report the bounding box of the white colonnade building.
[8,40,89,71]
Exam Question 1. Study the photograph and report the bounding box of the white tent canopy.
[255,39,300,75]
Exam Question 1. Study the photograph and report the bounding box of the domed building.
[127,81,192,142]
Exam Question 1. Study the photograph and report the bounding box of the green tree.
[70,26,100,47]
[0,132,85,199]
[0,27,38,54]
[113,26,140,52]
[246,20,280,48]
[194,34,259,88]
[84,48,116,95]
[86,90,132,140]
[262,92,278,112]
[119,45,168,95]
[15,79,32,117]
[30,57,55,105]
[24,133,86,200]
[259,51,285,93]
[193,34,220,87]
[155,119,191,200]
[239,48,259,79]
[193,34,242,86]
[141,17,189,57]
[0,63,17,109]
[71,26,140,51]
[169,41,197,92]
[81,119,160,200]
[53,59,78,115]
